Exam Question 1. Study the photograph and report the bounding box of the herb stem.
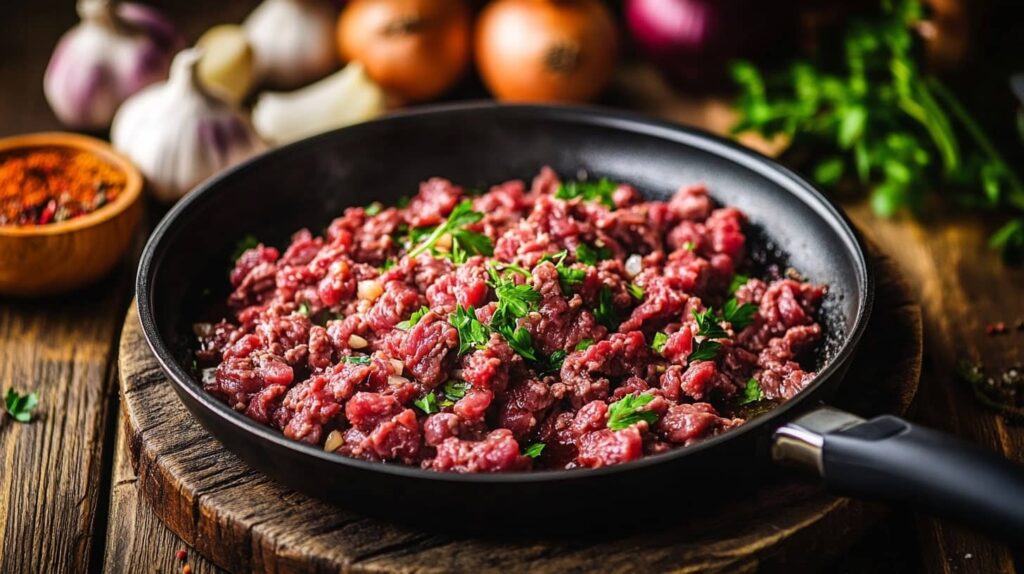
[928,78,1024,210]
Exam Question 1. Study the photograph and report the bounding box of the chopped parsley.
[729,273,750,294]
[496,324,538,362]
[689,340,722,362]
[595,286,621,331]
[682,241,696,252]
[555,178,618,209]
[607,393,658,430]
[443,380,471,401]
[627,283,645,300]
[230,234,259,262]
[397,306,431,330]
[413,392,439,414]
[575,338,595,352]
[651,332,669,354]
[540,350,567,374]
[722,298,757,331]
[450,305,489,355]
[739,378,764,405]
[692,308,729,340]
[297,302,311,317]
[4,388,39,423]
[380,258,397,272]
[364,202,382,216]
[542,250,586,294]
[396,195,411,208]
[342,355,371,365]
[575,242,612,265]
[407,200,490,259]
[522,443,546,458]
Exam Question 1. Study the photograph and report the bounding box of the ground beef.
[195,169,826,473]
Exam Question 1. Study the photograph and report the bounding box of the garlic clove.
[44,0,184,130]
[196,25,255,106]
[111,49,266,203]
[244,0,339,89]
[252,62,386,146]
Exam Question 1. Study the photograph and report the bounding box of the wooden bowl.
[0,133,143,297]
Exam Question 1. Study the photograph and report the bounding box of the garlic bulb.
[196,25,255,106]
[244,0,339,89]
[44,0,184,130]
[111,49,266,203]
[252,62,386,145]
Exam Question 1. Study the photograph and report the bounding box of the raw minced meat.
[194,168,826,472]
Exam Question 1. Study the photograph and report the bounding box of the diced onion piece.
[324,430,344,452]
[389,359,404,374]
[625,254,642,277]
[388,375,409,387]
[358,279,383,301]
[348,334,368,349]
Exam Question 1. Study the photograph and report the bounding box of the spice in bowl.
[0,147,127,226]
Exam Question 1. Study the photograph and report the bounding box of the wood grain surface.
[113,251,921,574]
[1,0,1022,571]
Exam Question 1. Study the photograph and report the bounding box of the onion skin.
[475,0,618,103]
[338,0,471,103]
[44,1,184,130]
[625,0,793,89]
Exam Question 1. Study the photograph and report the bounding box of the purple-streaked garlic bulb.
[111,49,267,203]
[44,0,184,130]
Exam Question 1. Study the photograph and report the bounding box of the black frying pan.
[137,103,1024,542]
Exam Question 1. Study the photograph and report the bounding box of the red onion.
[625,0,794,89]
[44,0,185,130]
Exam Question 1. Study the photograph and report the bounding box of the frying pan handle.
[772,407,1024,544]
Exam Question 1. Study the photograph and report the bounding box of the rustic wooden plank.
[104,409,224,574]
[113,248,920,573]
[0,261,135,572]
[844,205,1024,574]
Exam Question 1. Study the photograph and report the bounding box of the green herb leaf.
[682,241,696,252]
[543,250,587,294]
[627,283,645,300]
[651,332,669,354]
[543,350,567,374]
[297,302,311,317]
[365,202,383,216]
[230,234,260,262]
[729,273,750,294]
[575,243,612,266]
[575,338,595,352]
[692,308,728,339]
[522,443,546,458]
[721,298,758,331]
[555,178,618,209]
[408,200,485,259]
[342,355,371,365]
[450,305,489,355]
[496,324,538,362]
[739,378,764,405]
[688,340,722,362]
[607,393,658,430]
[443,380,471,401]
[414,392,439,414]
[595,286,621,331]
[4,388,39,423]
[397,306,431,330]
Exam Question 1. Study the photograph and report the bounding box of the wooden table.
[2,1,1022,572]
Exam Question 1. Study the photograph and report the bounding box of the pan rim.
[136,101,874,485]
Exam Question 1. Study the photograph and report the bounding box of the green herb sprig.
[450,305,489,355]
[555,178,619,209]
[4,389,39,423]
[607,393,658,430]
[407,200,492,260]
[731,0,1024,262]
[739,378,764,405]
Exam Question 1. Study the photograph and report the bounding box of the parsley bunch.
[487,265,542,361]
[688,299,757,362]
[731,0,1024,263]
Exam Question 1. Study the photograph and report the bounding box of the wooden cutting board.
[116,249,920,574]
